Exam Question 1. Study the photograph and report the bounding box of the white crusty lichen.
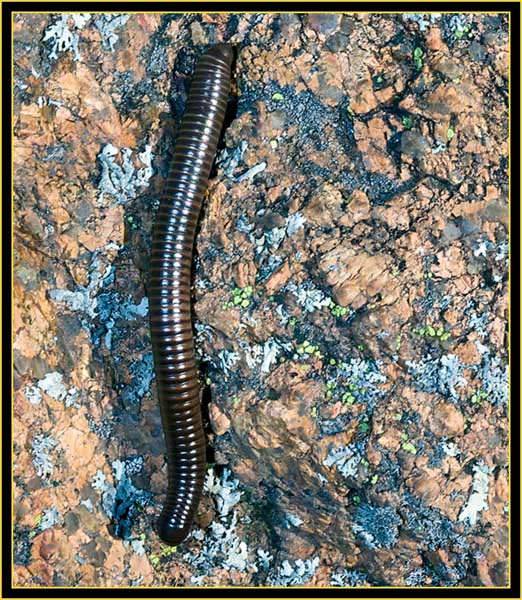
[24,384,42,405]
[92,14,130,51]
[97,143,154,204]
[204,468,242,517]
[265,227,286,250]
[102,295,149,350]
[283,512,304,528]
[31,434,59,479]
[260,339,282,373]
[330,568,368,587]
[217,140,248,179]
[36,371,78,407]
[256,548,273,570]
[475,347,508,406]
[284,280,331,313]
[236,337,290,374]
[323,444,361,479]
[285,211,306,236]
[43,13,91,61]
[267,557,320,586]
[185,468,257,582]
[40,507,61,531]
[235,161,267,183]
[217,349,241,377]
[48,251,115,320]
[402,13,441,32]
[459,461,492,526]
[406,353,467,401]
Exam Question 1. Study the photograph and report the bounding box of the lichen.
[42,13,91,61]
[352,503,401,549]
[204,468,242,517]
[235,161,267,183]
[97,143,154,205]
[40,507,61,531]
[31,434,58,479]
[24,384,42,405]
[284,280,331,313]
[36,371,78,407]
[330,568,369,587]
[323,444,361,479]
[477,351,508,406]
[458,461,491,526]
[91,457,151,540]
[217,349,241,377]
[184,468,256,583]
[267,557,319,586]
[406,353,467,401]
[283,512,304,528]
[92,14,130,51]
[401,493,466,551]
[285,212,306,236]
[48,251,115,321]
[402,13,441,32]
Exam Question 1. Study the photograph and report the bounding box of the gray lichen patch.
[267,557,320,586]
[92,14,130,51]
[183,468,259,583]
[97,143,154,205]
[31,434,59,480]
[42,13,91,62]
[352,503,401,550]
[36,371,78,407]
[458,461,491,526]
[91,457,151,540]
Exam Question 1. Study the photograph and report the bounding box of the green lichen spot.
[413,47,424,69]
[402,115,413,129]
[402,441,417,454]
[341,392,355,405]
[149,554,160,566]
[272,92,284,101]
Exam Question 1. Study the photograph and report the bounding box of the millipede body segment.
[149,44,233,545]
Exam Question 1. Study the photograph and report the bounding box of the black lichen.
[353,503,401,549]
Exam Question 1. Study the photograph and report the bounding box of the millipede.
[148,43,233,545]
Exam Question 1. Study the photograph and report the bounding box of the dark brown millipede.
[148,44,233,545]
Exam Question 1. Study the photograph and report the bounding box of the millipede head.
[156,509,192,545]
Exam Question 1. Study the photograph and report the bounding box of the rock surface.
[13,12,509,587]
